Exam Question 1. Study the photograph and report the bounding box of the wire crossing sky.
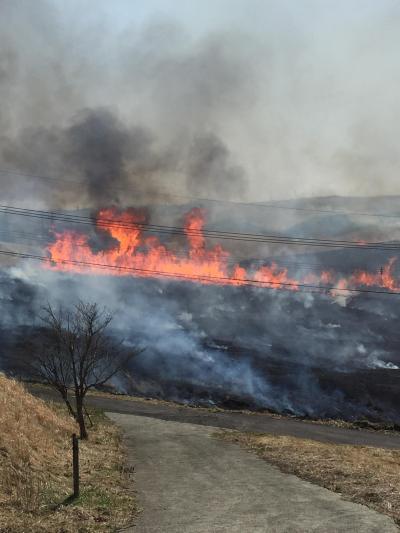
[2,204,400,251]
[2,249,400,296]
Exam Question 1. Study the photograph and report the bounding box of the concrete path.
[107,413,398,533]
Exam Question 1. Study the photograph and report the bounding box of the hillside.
[0,374,135,532]
[0,373,75,510]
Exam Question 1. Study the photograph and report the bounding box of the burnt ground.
[28,385,400,449]
[125,354,400,423]
[3,262,400,425]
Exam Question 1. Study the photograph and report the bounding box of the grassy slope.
[0,374,136,532]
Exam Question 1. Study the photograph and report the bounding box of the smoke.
[2,0,400,205]
[1,263,400,421]
[66,110,145,205]
[1,1,400,422]
[186,133,245,199]
[0,1,254,208]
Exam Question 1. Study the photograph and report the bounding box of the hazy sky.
[2,0,400,203]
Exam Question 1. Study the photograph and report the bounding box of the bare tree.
[32,301,142,439]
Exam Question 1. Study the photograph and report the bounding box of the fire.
[46,207,400,294]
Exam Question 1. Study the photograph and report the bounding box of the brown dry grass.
[219,430,400,527]
[0,374,136,532]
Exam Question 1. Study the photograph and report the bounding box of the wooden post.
[72,433,80,498]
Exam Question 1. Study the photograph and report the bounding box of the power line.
[2,167,400,219]
[0,248,399,296]
[0,229,358,273]
[1,226,390,273]
[1,204,400,252]
[0,227,381,264]
[2,227,381,277]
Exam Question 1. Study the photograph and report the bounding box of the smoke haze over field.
[1,0,400,205]
[1,1,400,422]
[1,265,400,420]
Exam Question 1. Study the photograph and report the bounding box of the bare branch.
[23,300,143,439]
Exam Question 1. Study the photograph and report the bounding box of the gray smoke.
[2,1,400,205]
[187,133,245,200]
[1,263,399,421]
[0,1,252,208]
[1,1,400,422]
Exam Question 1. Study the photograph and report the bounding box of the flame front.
[46,207,400,294]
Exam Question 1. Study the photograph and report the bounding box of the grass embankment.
[219,430,400,526]
[0,374,136,532]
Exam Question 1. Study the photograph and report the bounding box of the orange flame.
[46,207,400,294]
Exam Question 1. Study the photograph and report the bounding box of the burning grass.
[218,430,400,527]
[46,205,400,293]
[0,374,136,531]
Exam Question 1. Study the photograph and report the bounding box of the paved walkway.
[107,413,398,533]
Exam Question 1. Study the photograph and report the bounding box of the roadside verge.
[218,430,400,528]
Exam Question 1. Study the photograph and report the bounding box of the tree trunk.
[61,391,76,420]
[76,397,88,440]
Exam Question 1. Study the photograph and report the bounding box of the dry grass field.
[219,430,400,527]
[0,374,136,532]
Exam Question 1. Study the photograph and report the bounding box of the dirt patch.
[218,430,400,527]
